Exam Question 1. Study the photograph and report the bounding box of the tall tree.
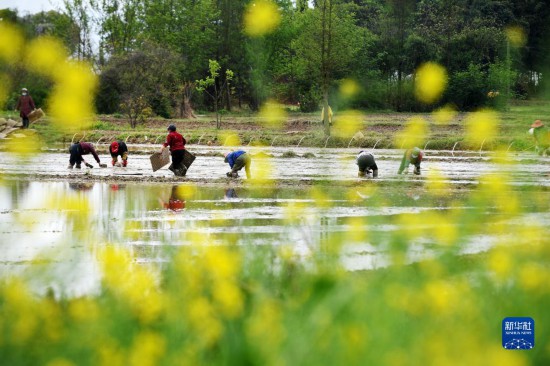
[61,0,94,61]
[293,1,361,134]
[91,0,144,60]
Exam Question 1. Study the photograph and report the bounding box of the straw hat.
[531,120,544,128]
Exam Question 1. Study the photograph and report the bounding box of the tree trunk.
[182,95,196,119]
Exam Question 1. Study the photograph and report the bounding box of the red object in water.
[166,199,185,211]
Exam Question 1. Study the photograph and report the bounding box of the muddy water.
[1,146,549,295]
[1,145,549,185]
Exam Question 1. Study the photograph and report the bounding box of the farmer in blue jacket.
[224,150,251,179]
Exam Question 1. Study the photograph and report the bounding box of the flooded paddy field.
[0,144,549,186]
[0,145,549,295]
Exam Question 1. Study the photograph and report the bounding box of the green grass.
[3,99,550,150]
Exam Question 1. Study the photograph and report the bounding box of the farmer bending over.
[528,120,550,156]
[398,147,423,175]
[68,142,106,169]
[224,150,251,179]
[110,141,129,167]
[356,151,378,178]
[161,124,187,176]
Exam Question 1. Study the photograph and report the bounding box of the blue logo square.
[502,317,534,350]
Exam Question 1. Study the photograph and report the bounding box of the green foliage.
[196,59,235,128]
[96,44,182,121]
[446,64,487,110]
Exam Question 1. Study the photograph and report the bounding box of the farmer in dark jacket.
[398,147,423,175]
[68,142,106,169]
[161,124,187,176]
[15,88,35,129]
[224,150,251,179]
[529,120,550,156]
[109,141,129,167]
[356,151,378,178]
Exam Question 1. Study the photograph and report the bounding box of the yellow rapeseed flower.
[394,116,429,148]
[213,280,244,318]
[0,73,11,105]
[345,216,367,243]
[505,26,527,48]
[129,331,166,366]
[340,78,361,99]
[176,183,198,199]
[25,36,68,76]
[68,298,100,322]
[415,62,448,104]
[204,246,241,280]
[46,359,75,366]
[245,299,286,356]
[258,99,287,130]
[250,155,273,185]
[48,63,97,132]
[487,248,512,280]
[425,166,448,195]
[519,263,548,292]
[244,1,281,37]
[333,110,363,138]
[0,23,24,64]
[220,131,241,146]
[432,104,457,125]
[187,297,223,347]
[5,133,44,156]
[464,109,499,146]
[423,280,458,314]
[310,186,332,208]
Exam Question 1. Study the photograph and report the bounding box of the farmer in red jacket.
[15,88,35,129]
[160,124,187,176]
[68,142,107,169]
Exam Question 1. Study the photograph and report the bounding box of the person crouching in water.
[356,151,378,178]
[528,120,550,156]
[109,141,128,167]
[398,147,423,175]
[224,150,251,178]
[68,142,106,169]
[161,124,187,176]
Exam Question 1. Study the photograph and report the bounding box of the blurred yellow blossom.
[432,104,457,125]
[5,133,44,156]
[487,248,513,279]
[340,78,360,98]
[25,36,68,76]
[415,62,448,104]
[176,183,198,199]
[259,99,287,130]
[130,331,166,366]
[244,1,281,37]
[0,22,24,63]
[0,73,10,105]
[506,26,527,48]
[333,110,363,138]
[394,116,429,148]
[220,131,241,146]
[246,299,286,357]
[345,216,367,242]
[464,109,499,145]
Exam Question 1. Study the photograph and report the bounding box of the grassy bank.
[3,100,549,151]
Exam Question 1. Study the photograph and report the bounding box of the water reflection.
[224,188,238,200]
[69,182,94,191]
[160,185,186,212]
[1,180,544,296]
